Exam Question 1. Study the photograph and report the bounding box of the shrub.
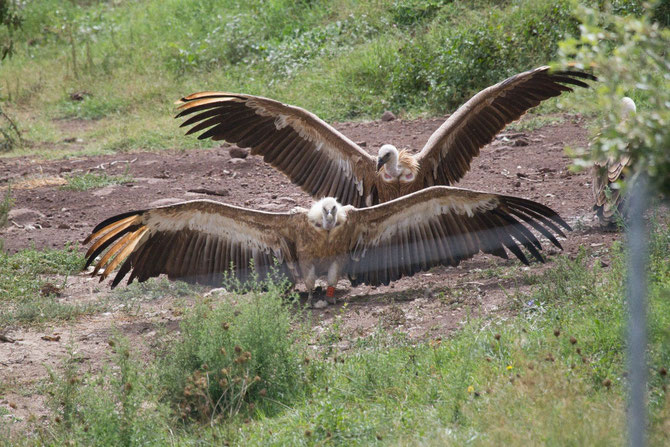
[158,276,309,423]
[559,2,670,197]
[43,340,171,446]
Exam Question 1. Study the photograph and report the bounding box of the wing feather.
[176,92,376,207]
[346,186,570,286]
[84,200,298,288]
[416,66,595,186]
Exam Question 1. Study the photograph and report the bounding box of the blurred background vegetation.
[0,0,666,157]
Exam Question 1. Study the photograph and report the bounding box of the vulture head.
[376,144,399,172]
[621,97,636,118]
[307,197,347,231]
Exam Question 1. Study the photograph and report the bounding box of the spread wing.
[415,66,596,186]
[176,92,377,207]
[83,200,299,288]
[344,186,571,286]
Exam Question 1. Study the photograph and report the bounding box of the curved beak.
[376,158,386,172]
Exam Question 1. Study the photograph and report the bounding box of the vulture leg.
[303,265,317,308]
[326,261,341,305]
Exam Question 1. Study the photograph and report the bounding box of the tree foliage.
[0,0,22,60]
[558,2,670,197]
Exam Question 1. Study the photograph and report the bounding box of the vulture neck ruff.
[379,145,418,183]
[307,197,348,230]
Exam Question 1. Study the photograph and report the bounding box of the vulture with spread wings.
[176,66,595,207]
[84,186,570,306]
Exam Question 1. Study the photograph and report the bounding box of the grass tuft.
[60,171,133,191]
[0,245,97,326]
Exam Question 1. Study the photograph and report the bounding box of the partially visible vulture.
[592,97,636,227]
[176,65,595,207]
[83,186,571,306]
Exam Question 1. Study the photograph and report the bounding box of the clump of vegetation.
[61,171,133,191]
[559,2,670,196]
[33,277,309,444]
[45,339,171,446]
[159,278,308,424]
[0,0,22,60]
[0,103,21,152]
[0,245,93,326]
[0,185,12,228]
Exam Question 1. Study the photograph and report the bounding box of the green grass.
[60,171,133,191]
[0,245,102,326]
[6,219,668,445]
[0,186,13,228]
[0,0,653,158]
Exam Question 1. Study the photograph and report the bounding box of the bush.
[559,2,670,197]
[43,340,171,446]
[159,277,308,423]
[38,277,309,444]
[387,0,580,113]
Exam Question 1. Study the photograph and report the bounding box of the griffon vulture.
[176,66,595,207]
[592,97,636,227]
[83,186,570,306]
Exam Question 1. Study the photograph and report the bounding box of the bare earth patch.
[0,114,621,431]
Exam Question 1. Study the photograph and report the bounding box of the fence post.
[626,174,648,447]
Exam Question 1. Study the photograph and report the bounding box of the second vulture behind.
[176,65,595,207]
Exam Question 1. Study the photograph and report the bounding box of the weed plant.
[60,171,133,191]
[0,245,95,326]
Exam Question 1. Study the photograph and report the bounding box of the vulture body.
[84,186,571,306]
[592,97,636,227]
[176,66,595,207]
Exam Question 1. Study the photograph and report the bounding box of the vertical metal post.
[627,174,648,447]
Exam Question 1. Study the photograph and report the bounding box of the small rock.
[356,141,367,147]
[229,147,249,159]
[228,158,246,165]
[312,300,328,309]
[204,287,227,297]
[40,283,62,297]
[187,188,229,197]
[278,196,296,204]
[381,110,396,122]
[257,203,282,211]
[41,335,61,342]
[69,91,91,101]
[7,208,45,226]
[148,198,184,208]
[57,223,71,229]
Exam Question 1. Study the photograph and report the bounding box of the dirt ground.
[0,113,621,430]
